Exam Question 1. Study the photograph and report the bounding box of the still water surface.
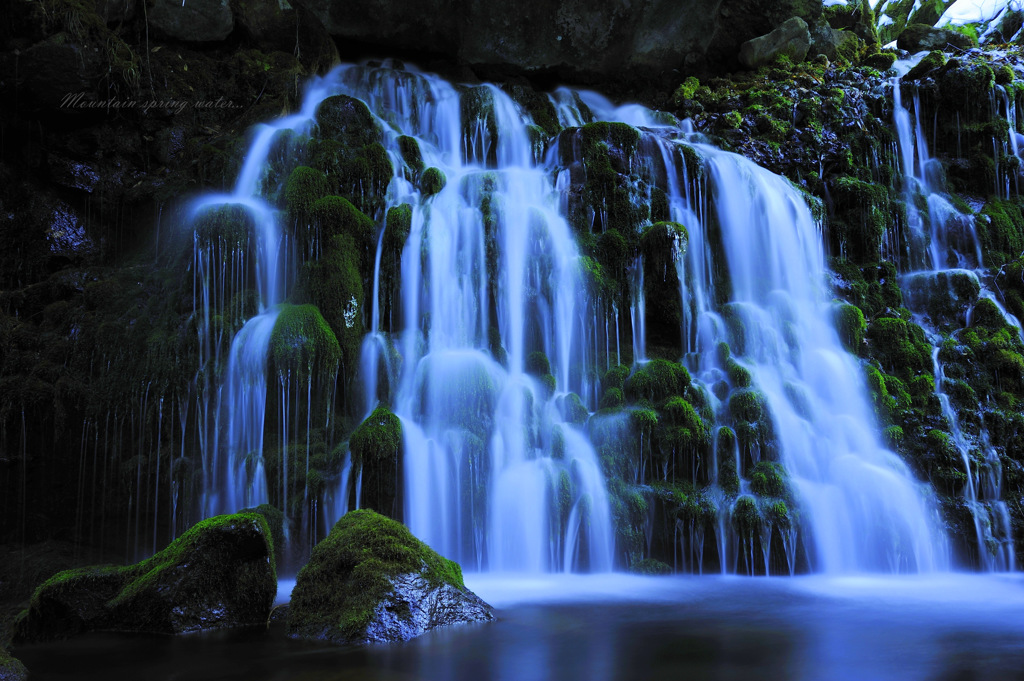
[15,574,1024,681]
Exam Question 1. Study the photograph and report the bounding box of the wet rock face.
[362,573,494,643]
[13,513,276,642]
[290,0,823,81]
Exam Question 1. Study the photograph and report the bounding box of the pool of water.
[14,574,1024,681]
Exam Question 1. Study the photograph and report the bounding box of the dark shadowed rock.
[897,23,976,52]
[740,17,812,69]
[287,509,493,644]
[149,0,234,42]
[0,649,27,681]
[288,0,823,81]
[13,513,276,642]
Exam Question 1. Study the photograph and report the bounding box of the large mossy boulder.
[739,17,812,69]
[0,649,27,681]
[897,23,976,52]
[287,509,493,644]
[13,514,276,642]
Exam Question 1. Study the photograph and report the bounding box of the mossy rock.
[309,195,376,259]
[270,303,342,378]
[629,558,672,575]
[420,167,446,196]
[350,406,403,518]
[835,303,866,354]
[624,359,691,403]
[0,648,26,681]
[241,503,285,569]
[14,514,276,642]
[862,51,897,72]
[904,50,946,81]
[315,95,381,147]
[285,166,330,219]
[286,509,492,644]
[193,204,253,247]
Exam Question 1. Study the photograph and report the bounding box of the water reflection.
[15,575,1024,681]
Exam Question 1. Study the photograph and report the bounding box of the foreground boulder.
[287,509,492,644]
[14,513,276,641]
[0,648,27,681]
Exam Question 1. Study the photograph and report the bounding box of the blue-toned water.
[15,574,1024,681]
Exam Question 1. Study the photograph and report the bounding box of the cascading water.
[193,58,960,575]
[892,67,1017,571]
[576,89,950,573]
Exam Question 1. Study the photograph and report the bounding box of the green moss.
[732,496,760,533]
[997,64,1016,86]
[630,558,672,575]
[385,204,412,254]
[194,204,253,247]
[979,198,1024,267]
[905,50,946,81]
[349,406,403,466]
[561,393,589,426]
[525,351,551,376]
[286,509,465,643]
[671,76,701,108]
[722,111,743,130]
[836,303,866,354]
[600,387,625,410]
[309,195,376,257]
[624,359,691,403]
[0,647,26,679]
[750,461,788,498]
[863,51,897,71]
[285,166,330,219]
[270,303,342,378]
[604,364,630,391]
[420,167,446,197]
[397,135,424,175]
[315,95,380,147]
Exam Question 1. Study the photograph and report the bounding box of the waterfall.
[893,70,1018,571]
[576,91,948,573]
[192,59,959,575]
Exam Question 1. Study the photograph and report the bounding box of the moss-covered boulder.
[13,513,276,641]
[0,648,27,681]
[739,17,812,70]
[286,509,492,644]
[897,23,976,52]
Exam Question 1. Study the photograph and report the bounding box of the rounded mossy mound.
[285,166,331,219]
[270,303,342,378]
[286,509,493,644]
[13,513,276,642]
[420,167,446,196]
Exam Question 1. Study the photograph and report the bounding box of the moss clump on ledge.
[420,167,446,196]
[14,513,276,641]
[349,405,403,466]
[270,303,342,378]
[286,509,492,644]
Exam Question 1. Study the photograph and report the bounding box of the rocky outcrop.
[13,513,276,642]
[148,0,235,42]
[739,17,812,68]
[287,509,493,644]
[897,23,977,52]
[0,649,27,681]
[289,0,823,81]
